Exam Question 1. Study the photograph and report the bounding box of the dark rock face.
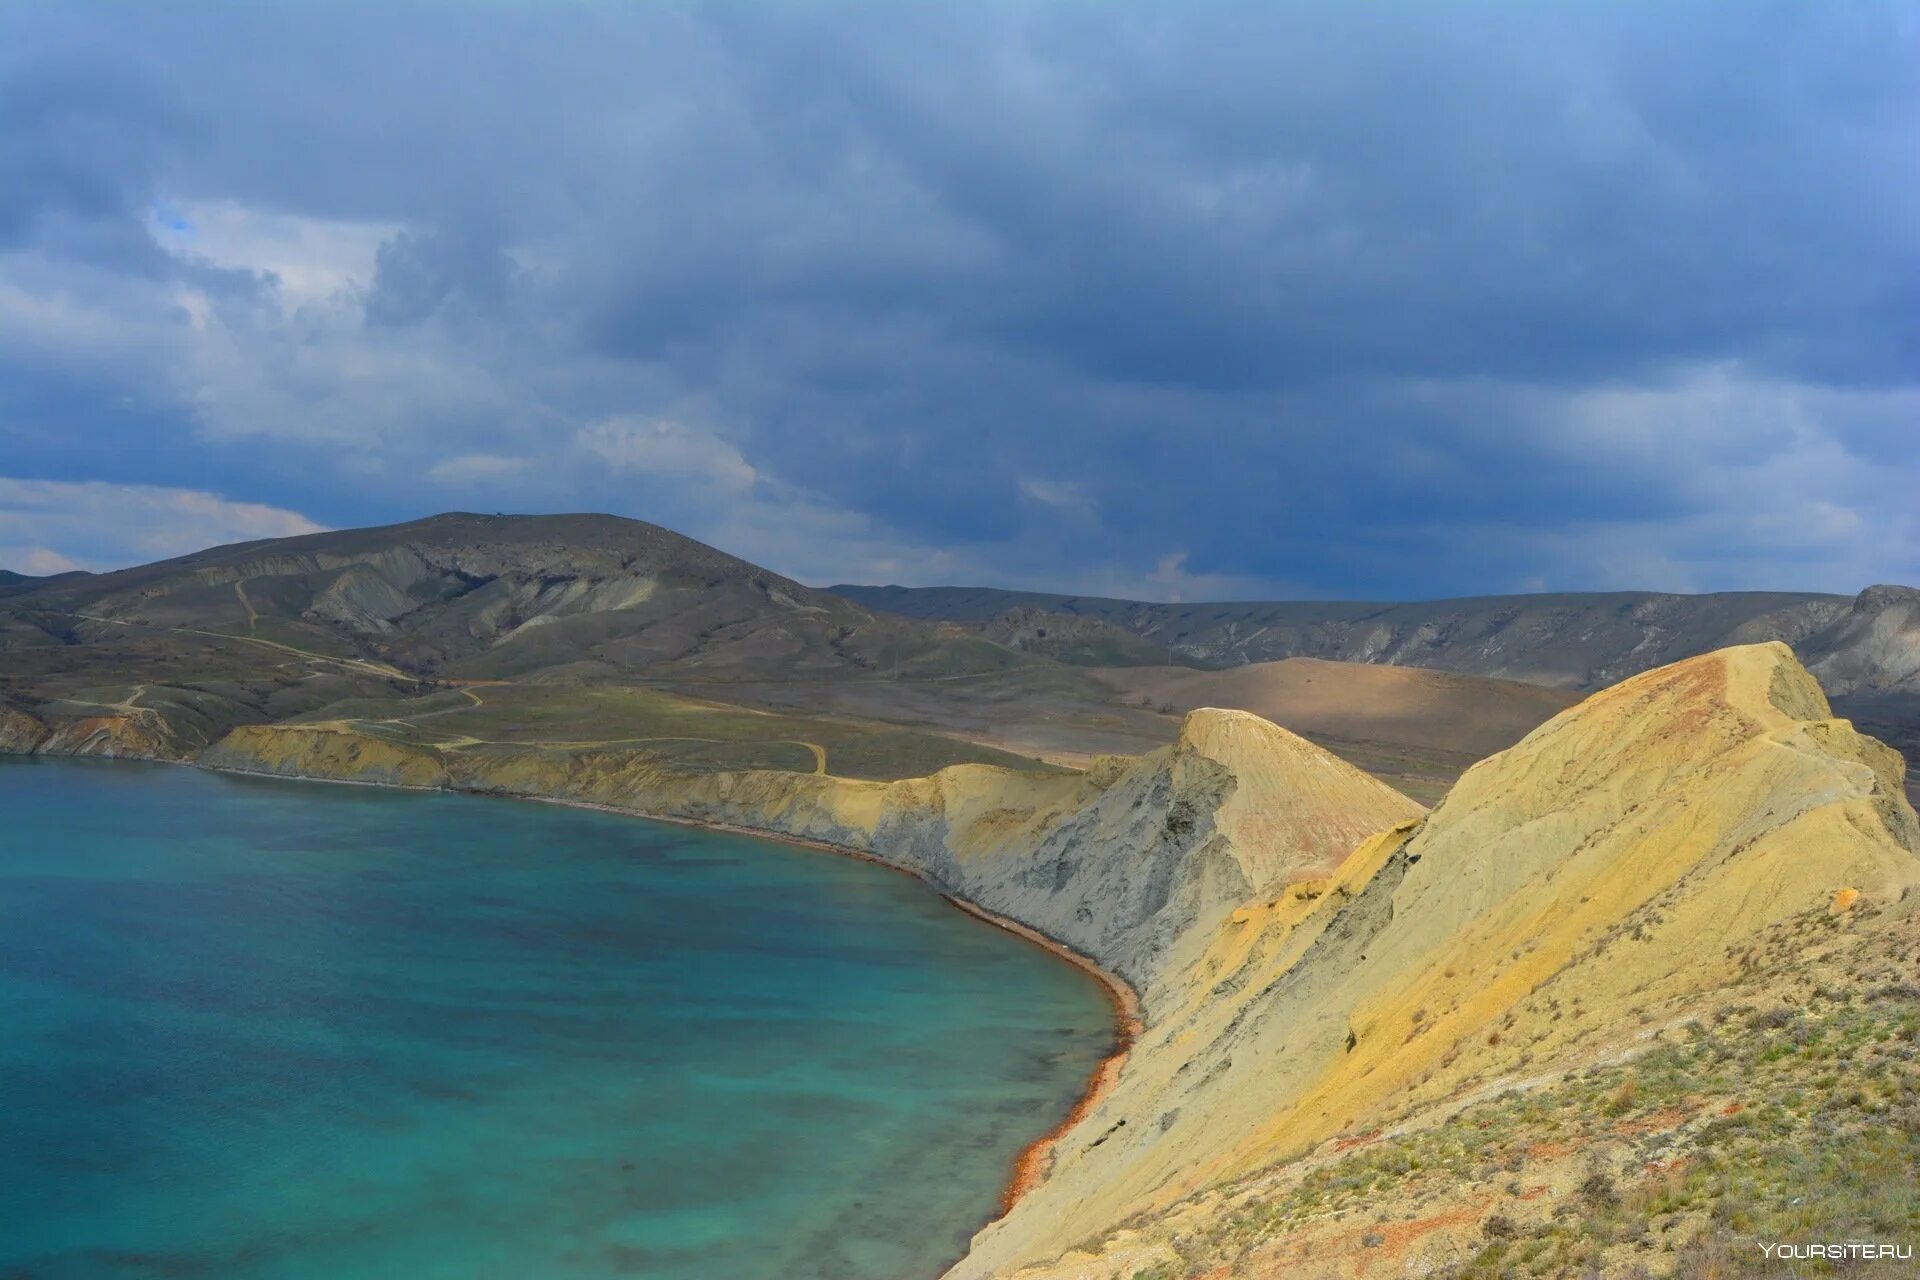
[1803,584,1920,696]
[0,702,48,753]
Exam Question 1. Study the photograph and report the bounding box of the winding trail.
[281,713,833,775]
[62,610,410,681]
[51,683,167,727]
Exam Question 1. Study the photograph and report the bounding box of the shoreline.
[187,758,1144,1231]
[939,891,1140,1216]
[512,792,1144,1220]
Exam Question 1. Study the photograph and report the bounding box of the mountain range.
[4,512,1913,801]
[832,580,1920,694]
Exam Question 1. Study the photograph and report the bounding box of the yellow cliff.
[963,641,1918,1279]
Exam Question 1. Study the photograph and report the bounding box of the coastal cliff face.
[957,642,1920,1279]
[201,706,1420,993]
[0,700,186,759]
[47,643,1920,1277]
[203,724,454,788]
[0,702,49,753]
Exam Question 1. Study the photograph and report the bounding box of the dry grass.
[1084,926,1920,1280]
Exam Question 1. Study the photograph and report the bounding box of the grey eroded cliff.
[199,707,1420,993]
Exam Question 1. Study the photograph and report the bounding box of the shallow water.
[0,759,1113,1280]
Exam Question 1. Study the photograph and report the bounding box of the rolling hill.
[0,514,1039,769]
[2,512,1022,682]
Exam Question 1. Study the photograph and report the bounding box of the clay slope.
[870,708,1423,988]
[958,642,1918,1279]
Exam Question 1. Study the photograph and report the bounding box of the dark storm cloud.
[0,2,1915,592]
[366,225,521,327]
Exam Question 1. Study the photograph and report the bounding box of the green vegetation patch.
[1114,982,1920,1280]
[297,682,1055,781]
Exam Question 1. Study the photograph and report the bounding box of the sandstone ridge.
[956,641,1918,1279]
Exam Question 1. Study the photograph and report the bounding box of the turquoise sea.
[0,760,1113,1280]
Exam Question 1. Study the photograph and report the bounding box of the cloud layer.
[2,3,1915,595]
[0,478,324,573]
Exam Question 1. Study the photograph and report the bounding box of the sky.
[2,2,1916,600]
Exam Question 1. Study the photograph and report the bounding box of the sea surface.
[0,759,1113,1280]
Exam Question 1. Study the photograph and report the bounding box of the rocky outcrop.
[0,686,257,763]
[956,642,1919,1279]
[0,702,49,753]
[37,715,182,759]
[305,562,428,632]
[1803,583,1920,696]
[200,724,453,788]
[0,701,190,760]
